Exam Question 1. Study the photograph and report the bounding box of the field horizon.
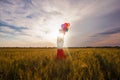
[0,46,120,48]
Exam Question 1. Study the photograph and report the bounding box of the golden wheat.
[0,48,120,80]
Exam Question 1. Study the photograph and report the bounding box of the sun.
[45,17,66,40]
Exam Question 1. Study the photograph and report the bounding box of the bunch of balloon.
[61,23,70,33]
[57,23,70,59]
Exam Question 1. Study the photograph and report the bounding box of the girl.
[57,29,66,59]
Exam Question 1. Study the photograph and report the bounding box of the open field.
[0,48,120,80]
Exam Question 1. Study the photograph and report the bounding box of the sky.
[0,0,120,47]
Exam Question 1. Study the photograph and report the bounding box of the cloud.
[92,33,120,46]
[0,21,28,32]
[23,0,34,9]
[99,27,120,35]
[91,26,120,37]
[0,0,13,4]
[0,0,120,47]
[86,27,120,46]
[0,26,15,34]
[65,0,120,47]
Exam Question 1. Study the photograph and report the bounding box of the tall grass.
[0,48,120,80]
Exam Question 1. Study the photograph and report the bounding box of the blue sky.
[0,0,120,47]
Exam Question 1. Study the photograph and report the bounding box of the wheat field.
[0,48,120,80]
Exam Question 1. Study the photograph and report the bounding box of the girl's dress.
[57,30,66,59]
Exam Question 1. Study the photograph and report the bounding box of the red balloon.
[64,23,68,27]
